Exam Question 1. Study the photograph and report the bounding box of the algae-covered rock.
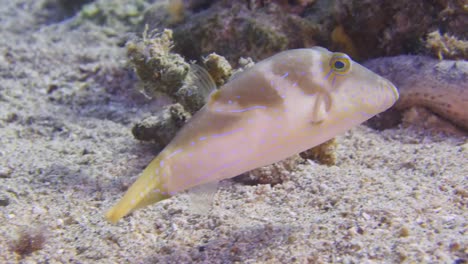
[173,78,209,115]
[425,30,468,60]
[126,28,190,97]
[127,28,223,144]
[334,0,468,60]
[38,0,94,23]
[77,0,149,29]
[143,1,324,65]
[140,0,466,63]
[202,53,233,86]
[126,27,227,115]
[132,103,191,146]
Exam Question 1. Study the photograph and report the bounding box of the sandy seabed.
[0,1,466,263]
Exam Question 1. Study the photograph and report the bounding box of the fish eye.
[330,53,351,74]
[334,60,345,69]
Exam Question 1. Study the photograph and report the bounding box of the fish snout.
[382,78,399,103]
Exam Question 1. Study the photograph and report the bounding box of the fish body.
[106,47,399,223]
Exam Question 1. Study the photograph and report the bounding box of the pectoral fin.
[311,92,332,123]
[189,64,217,103]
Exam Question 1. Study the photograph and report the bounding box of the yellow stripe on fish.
[105,47,399,223]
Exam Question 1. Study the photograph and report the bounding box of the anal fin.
[184,181,219,215]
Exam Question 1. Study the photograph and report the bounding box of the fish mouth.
[390,83,399,102]
[383,78,399,102]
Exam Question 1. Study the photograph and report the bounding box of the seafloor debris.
[9,227,46,258]
[365,55,468,133]
[299,139,337,166]
[235,138,336,186]
[234,155,305,186]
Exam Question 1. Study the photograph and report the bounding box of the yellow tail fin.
[105,156,170,223]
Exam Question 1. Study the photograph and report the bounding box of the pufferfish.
[106,47,399,223]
